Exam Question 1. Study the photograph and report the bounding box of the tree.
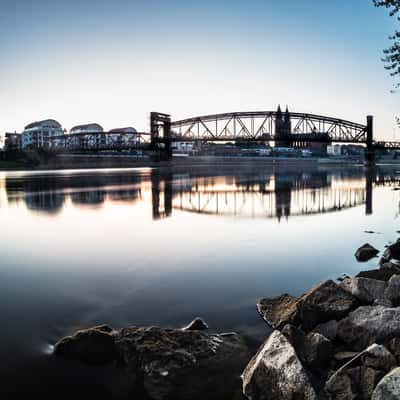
[374,0,400,91]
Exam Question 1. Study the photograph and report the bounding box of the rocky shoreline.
[53,240,400,399]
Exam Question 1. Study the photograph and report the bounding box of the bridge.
[48,108,400,162]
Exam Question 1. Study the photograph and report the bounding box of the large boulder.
[242,330,317,400]
[257,294,297,329]
[313,320,338,341]
[296,280,358,331]
[53,324,118,365]
[372,367,400,400]
[337,306,400,350]
[182,317,209,331]
[55,323,249,400]
[350,277,387,304]
[355,243,379,262]
[258,280,358,332]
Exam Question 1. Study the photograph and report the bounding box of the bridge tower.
[150,112,172,159]
[365,115,374,165]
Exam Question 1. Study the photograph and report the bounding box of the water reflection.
[3,166,400,220]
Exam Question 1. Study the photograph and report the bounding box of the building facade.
[4,133,22,151]
[21,119,64,149]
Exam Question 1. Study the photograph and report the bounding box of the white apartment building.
[21,119,64,149]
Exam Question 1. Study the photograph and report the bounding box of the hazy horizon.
[1,0,399,140]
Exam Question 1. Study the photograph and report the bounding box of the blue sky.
[0,0,398,139]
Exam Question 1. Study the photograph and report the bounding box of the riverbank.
[0,154,366,171]
[52,239,400,400]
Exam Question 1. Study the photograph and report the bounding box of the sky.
[0,0,399,140]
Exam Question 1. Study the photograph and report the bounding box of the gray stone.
[373,298,393,307]
[351,277,387,304]
[313,320,338,341]
[372,367,400,400]
[325,372,354,400]
[355,243,379,262]
[362,344,396,371]
[360,367,385,400]
[182,317,209,331]
[384,275,400,306]
[242,330,317,400]
[337,306,400,350]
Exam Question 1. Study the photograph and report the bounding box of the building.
[21,119,64,149]
[275,105,292,147]
[70,123,103,134]
[109,127,140,147]
[171,141,194,153]
[4,132,21,151]
[327,144,342,156]
[69,123,104,148]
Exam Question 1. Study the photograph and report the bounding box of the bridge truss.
[171,112,368,143]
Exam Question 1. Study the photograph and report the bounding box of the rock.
[361,344,396,371]
[296,280,358,331]
[242,330,317,400]
[115,326,249,400]
[257,294,298,329]
[333,351,359,362]
[355,243,379,262]
[337,306,400,350]
[259,281,358,332]
[351,277,387,304]
[281,324,333,372]
[383,239,400,261]
[384,275,400,306]
[372,367,400,399]
[380,261,400,271]
[182,317,209,331]
[356,268,399,282]
[325,372,354,400]
[373,298,393,307]
[313,320,338,341]
[360,367,385,400]
[326,344,393,399]
[55,324,249,400]
[54,325,118,365]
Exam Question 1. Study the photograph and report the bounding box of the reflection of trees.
[5,172,143,214]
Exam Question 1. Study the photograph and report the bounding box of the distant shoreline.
[0,154,371,171]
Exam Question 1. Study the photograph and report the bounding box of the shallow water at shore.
[1,162,400,397]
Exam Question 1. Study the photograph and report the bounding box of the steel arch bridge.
[170,111,369,143]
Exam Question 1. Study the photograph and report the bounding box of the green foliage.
[374,0,400,91]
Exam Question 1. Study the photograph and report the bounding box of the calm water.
[1,163,400,397]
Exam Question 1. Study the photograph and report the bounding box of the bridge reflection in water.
[150,168,400,220]
[3,167,400,219]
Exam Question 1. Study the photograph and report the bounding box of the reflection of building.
[4,133,21,151]
[21,119,64,149]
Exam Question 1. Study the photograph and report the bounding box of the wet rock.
[383,239,400,261]
[356,268,399,282]
[337,306,400,350]
[296,280,358,331]
[351,277,387,304]
[182,317,209,331]
[242,330,317,400]
[384,275,400,306]
[355,243,379,262]
[55,324,249,400]
[372,367,400,399]
[54,325,118,365]
[313,320,338,341]
[116,326,249,400]
[257,294,298,329]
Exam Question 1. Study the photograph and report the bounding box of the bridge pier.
[364,115,375,166]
